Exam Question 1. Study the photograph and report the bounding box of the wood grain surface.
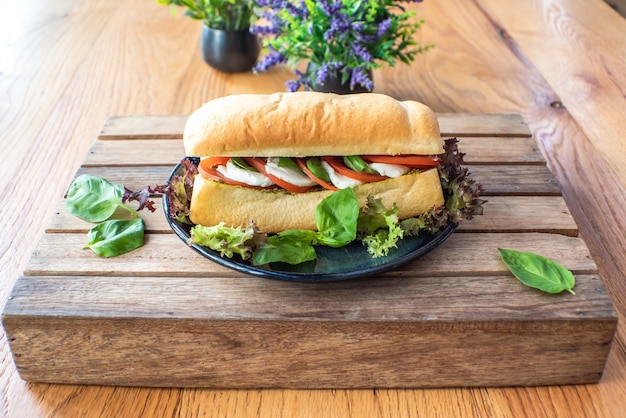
[1,0,625,416]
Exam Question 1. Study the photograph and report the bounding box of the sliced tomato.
[199,156,230,169]
[245,157,312,193]
[322,156,388,183]
[362,155,440,168]
[198,157,228,180]
[295,158,339,191]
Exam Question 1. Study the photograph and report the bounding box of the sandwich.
[183,92,446,233]
[160,92,484,266]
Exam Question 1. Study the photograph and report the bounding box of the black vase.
[308,63,373,94]
[201,25,260,73]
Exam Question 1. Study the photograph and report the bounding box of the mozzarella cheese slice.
[217,160,273,187]
[368,162,411,178]
[321,160,363,189]
[265,157,317,187]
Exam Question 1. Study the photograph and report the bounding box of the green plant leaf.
[315,187,359,247]
[66,174,138,222]
[85,218,145,257]
[252,229,317,265]
[498,248,576,295]
[343,155,377,174]
[157,0,254,30]
[357,196,403,258]
[306,157,331,183]
[190,221,264,260]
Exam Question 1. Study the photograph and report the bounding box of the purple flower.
[250,9,285,35]
[351,21,365,32]
[324,14,351,42]
[254,0,285,7]
[314,62,343,85]
[279,0,308,19]
[250,21,279,35]
[350,66,374,91]
[377,18,393,37]
[253,49,287,72]
[351,43,373,63]
[353,18,392,44]
[286,80,302,92]
[287,69,312,91]
[319,0,342,16]
[315,64,330,85]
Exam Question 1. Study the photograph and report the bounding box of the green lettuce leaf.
[357,195,404,258]
[156,158,198,224]
[190,222,265,260]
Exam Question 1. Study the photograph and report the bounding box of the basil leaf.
[84,218,145,257]
[498,248,576,295]
[277,157,300,170]
[306,157,331,182]
[66,174,138,222]
[253,229,317,265]
[230,157,258,172]
[315,187,359,247]
[344,155,377,174]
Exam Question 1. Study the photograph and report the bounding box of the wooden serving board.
[2,114,617,388]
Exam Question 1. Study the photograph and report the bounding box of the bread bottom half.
[189,168,445,233]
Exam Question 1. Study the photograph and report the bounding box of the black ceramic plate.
[164,157,458,282]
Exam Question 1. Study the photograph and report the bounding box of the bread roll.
[183,92,443,157]
[189,168,444,233]
[184,92,446,232]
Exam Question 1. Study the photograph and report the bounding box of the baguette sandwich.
[183,92,446,233]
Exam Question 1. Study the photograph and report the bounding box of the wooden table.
[1,0,624,416]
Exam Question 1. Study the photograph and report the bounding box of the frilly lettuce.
[156,158,198,224]
[357,196,404,258]
[190,221,266,260]
[402,138,486,235]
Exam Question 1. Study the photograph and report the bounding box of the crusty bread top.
[183,92,443,157]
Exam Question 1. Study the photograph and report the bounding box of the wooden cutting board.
[2,114,617,388]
